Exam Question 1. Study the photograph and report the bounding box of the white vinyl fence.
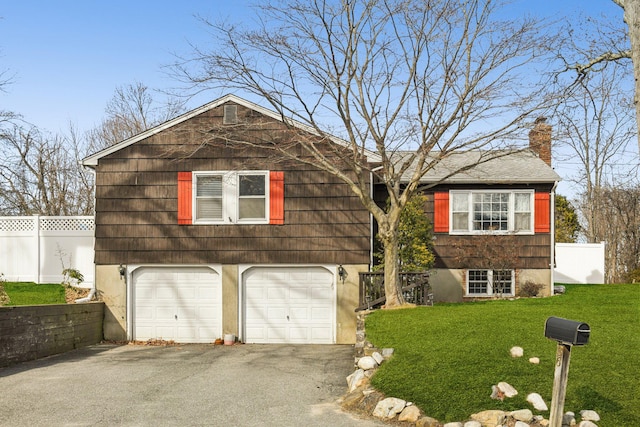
[554,242,606,284]
[0,216,95,287]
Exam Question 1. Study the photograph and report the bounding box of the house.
[414,118,561,301]
[82,94,560,344]
[82,94,372,344]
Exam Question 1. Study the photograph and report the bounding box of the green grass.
[365,284,640,426]
[2,282,66,305]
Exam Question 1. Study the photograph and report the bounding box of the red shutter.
[534,192,550,233]
[177,172,192,225]
[269,171,284,225]
[433,192,449,233]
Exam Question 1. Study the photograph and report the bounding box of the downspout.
[550,181,558,295]
[76,165,97,303]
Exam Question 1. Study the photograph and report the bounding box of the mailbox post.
[544,317,590,427]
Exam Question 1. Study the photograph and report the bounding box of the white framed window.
[450,190,534,234]
[193,171,269,224]
[467,269,514,296]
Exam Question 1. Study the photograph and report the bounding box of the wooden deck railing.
[357,271,433,311]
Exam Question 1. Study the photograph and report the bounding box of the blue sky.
[0,1,631,197]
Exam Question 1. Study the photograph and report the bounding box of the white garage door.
[244,266,335,344]
[133,267,221,343]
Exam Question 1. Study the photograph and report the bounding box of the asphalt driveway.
[0,343,385,427]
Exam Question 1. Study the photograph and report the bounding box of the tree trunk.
[624,0,640,150]
[380,227,406,308]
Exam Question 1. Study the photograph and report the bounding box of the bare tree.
[566,1,640,151]
[174,0,553,307]
[0,119,93,215]
[594,185,640,283]
[86,81,185,152]
[555,63,637,245]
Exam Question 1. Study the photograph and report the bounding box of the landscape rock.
[514,421,530,427]
[471,409,507,427]
[372,351,384,365]
[443,423,463,427]
[497,381,518,397]
[534,415,550,426]
[360,390,386,414]
[562,411,576,426]
[529,357,540,364]
[346,369,366,392]
[416,416,440,427]
[579,410,600,422]
[357,356,378,370]
[527,393,548,411]
[463,421,482,427]
[510,409,534,422]
[381,348,394,359]
[577,421,598,427]
[372,397,406,419]
[398,405,421,422]
[340,388,366,410]
[510,346,524,357]
[492,382,518,400]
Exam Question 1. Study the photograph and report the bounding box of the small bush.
[517,280,543,297]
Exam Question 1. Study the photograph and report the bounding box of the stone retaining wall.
[0,302,104,367]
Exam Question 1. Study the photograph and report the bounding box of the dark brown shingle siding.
[93,103,370,266]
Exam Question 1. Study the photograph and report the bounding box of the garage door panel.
[197,306,218,320]
[311,307,331,321]
[266,327,287,341]
[134,267,221,343]
[289,287,310,301]
[311,327,332,341]
[177,306,196,320]
[289,307,309,320]
[244,266,334,344]
[267,287,287,300]
[289,327,309,341]
[267,307,288,320]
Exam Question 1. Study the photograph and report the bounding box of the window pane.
[473,193,508,231]
[515,193,530,211]
[493,270,512,294]
[515,213,531,231]
[197,175,222,196]
[452,193,468,211]
[196,199,222,219]
[468,270,488,294]
[239,175,265,196]
[452,213,468,231]
[239,198,265,219]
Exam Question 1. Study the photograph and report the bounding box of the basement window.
[467,269,514,296]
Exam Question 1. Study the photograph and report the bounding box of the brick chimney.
[529,117,552,166]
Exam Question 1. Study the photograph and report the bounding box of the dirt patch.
[65,286,91,303]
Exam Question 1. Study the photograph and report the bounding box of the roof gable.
[82,94,378,167]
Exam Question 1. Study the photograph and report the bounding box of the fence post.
[35,215,41,284]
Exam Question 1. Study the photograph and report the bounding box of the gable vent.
[223,104,238,125]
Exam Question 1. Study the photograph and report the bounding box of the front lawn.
[365,284,640,426]
[1,282,67,306]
